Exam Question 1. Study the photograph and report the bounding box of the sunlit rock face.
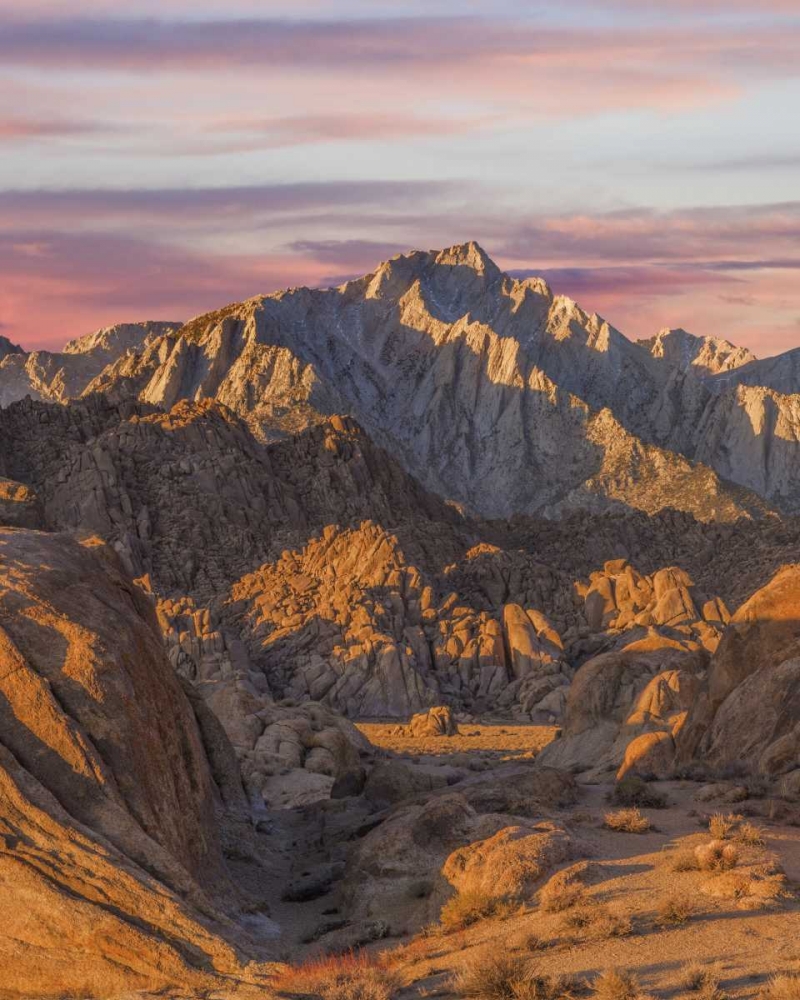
[0,321,179,407]
[5,243,800,515]
[638,327,757,377]
[0,529,268,998]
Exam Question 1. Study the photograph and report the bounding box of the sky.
[1,2,799,355]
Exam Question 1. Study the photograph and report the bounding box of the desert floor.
[261,722,800,1000]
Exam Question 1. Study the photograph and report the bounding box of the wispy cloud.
[1,16,798,100]
[0,117,102,140]
[0,180,453,228]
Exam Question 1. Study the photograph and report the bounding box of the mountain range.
[3,242,799,518]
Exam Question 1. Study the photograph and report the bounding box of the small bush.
[695,840,739,871]
[450,950,576,1000]
[672,850,700,872]
[683,964,726,1000]
[604,808,651,834]
[563,904,632,940]
[273,950,398,1000]
[440,889,500,932]
[539,867,586,913]
[736,821,766,847]
[655,894,695,927]
[611,776,667,809]
[708,813,739,840]
[761,975,800,1000]
[592,969,642,1000]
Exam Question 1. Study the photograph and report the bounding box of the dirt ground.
[356,720,559,762]
[385,780,800,998]
[263,723,800,999]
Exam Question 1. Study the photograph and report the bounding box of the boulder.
[405,705,458,737]
[677,565,800,774]
[617,731,676,781]
[536,632,703,778]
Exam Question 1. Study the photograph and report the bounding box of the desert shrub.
[736,821,766,847]
[562,904,631,939]
[273,950,398,1000]
[539,867,587,913]
[683,964,726,1000]
[611,776,667,809]
[695,840,739,871]
[592,969,642,1000]
[440,889,500,931]
[450,950,577,1000]
[604,808,651,834]
[672,849,700,872]
[655,894,695,926]
[711,865,787,905]
[760,975,800,1000]
[708,813,739,840]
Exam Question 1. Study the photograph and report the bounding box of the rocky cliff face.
[0,320,179,406]
[639,328,757,376]
[0,529,273,998]
[0,334,24,360]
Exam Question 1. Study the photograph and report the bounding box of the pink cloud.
[0,117,100,140]
[0,17,796,120]
[0,230,331,351]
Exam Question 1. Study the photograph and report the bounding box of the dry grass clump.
[695,839,739,871]
[682,964,726,1000]
[672,849,700,872]
[611,776,667,809]
[539,867,587,913]
[706,864,787,906]
[604,808,651,834]
[592,969,644,1000]
[736,821,766,847]
[450,949,581,1000]
[655,893,695,927]
[273,950,398,1000]
[440,889,503,932]
[760,974,800,1000]
[708,813,740,840]
[562,903,632,940]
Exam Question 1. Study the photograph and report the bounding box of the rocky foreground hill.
[2,244,800,997]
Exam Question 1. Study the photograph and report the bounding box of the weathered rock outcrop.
[343,788,571,935]
[536,632,706,778]
[0,529,270,998]
[677,564,800,784]
[639,328,757,377]
[0,321,179,406]
[1,392,794,732]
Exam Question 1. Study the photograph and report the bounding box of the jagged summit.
[0,334,24,360]
[63,320,181,357]
[638,327,757,376]
[432,240,500,275]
